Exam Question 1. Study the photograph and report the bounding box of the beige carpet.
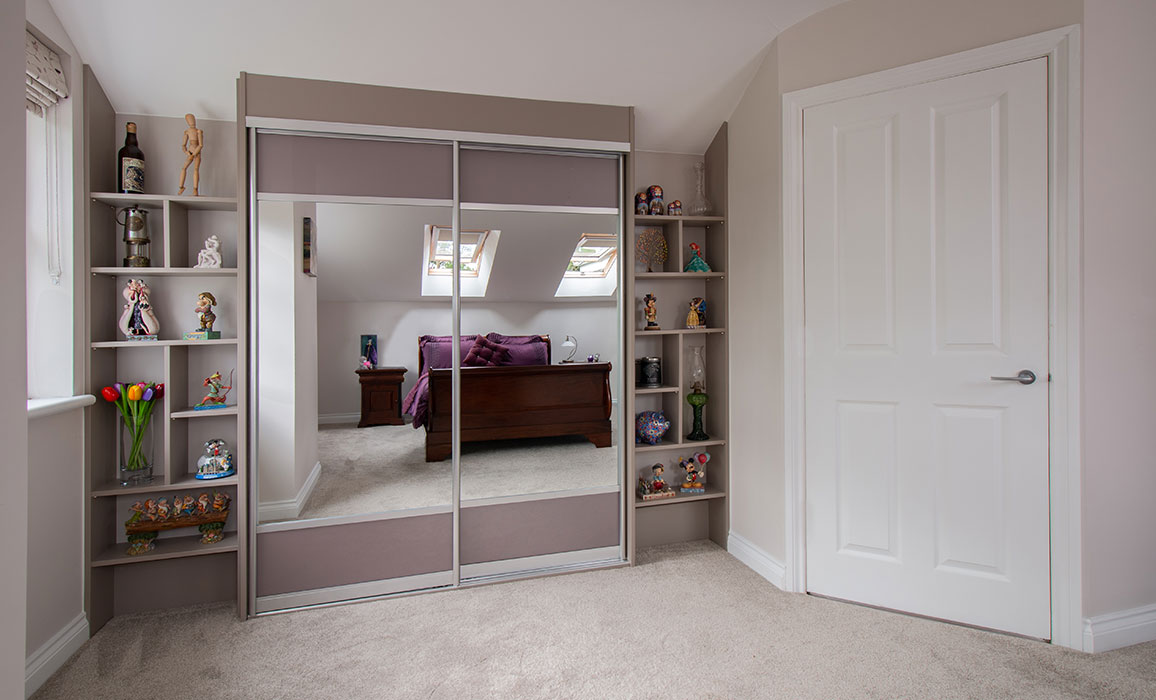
[280,423,619,521]
[32,542,1156,700]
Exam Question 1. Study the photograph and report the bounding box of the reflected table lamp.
[561,335,578,363]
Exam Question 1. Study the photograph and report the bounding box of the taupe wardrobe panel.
[460,149,619,208]
[459,493,619,565]
[255,514,452,597]
[244,73,631,145]
[256,133,452,199]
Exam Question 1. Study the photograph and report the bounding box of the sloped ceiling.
[47,0,841,153]
[315,203,619,303]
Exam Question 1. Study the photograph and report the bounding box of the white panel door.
[803,58,1050,638]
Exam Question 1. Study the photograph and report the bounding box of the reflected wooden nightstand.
[356,367,407,427]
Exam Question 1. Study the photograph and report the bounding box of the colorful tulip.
[127,384,143,401]
[101,386,120,402]
[142,387,154,401]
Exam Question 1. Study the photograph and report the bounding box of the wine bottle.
[117,122,145,194]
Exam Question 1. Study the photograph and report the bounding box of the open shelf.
[92,267,238,277]
[634,328,726,336]
[635,271,725,279]
[635,384,680,395]
[635,486,726,508]
[92,338,238,349]
[91,532,239,567]
[90,192,238,211]
[635,438,727,453]
[633,214,725,224]
[171,406,239,419]
[91,473,239,498]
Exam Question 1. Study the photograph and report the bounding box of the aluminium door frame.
[780,26,1082,649]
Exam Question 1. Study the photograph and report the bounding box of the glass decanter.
[688,161,712,217]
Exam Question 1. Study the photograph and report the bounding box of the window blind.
[25,31,68,116]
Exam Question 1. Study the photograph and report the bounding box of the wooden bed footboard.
[425,363,613,462]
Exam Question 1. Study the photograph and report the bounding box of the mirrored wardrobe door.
[456,146,625,580]
[252,133,457,611]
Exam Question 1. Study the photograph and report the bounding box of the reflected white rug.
[291,423,619,520]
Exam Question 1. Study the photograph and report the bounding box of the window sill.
[27,394,95,419]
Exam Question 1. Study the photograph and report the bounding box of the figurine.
[637,463,676,501]
[196,438,236,480]
[196,493,211,514]
[195,292,216,331]
[178,113,203,196]
[124,490,231,554]
[196,369,234,409]
[646,185,664,215]
[650,463,668,492]
[684,242,712,272]
[358,356,373,370]
[635,228,669,273]
[679,452,710,493]
[686,297,706,329]
[635,410,671,445]
[667,200,682,216]
[635,192,649,216]
[118,279,160,339]
[194,234,223,269]
[643,293,660,331]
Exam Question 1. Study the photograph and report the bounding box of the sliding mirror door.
[457,146,624,580]
[253,133,456,611]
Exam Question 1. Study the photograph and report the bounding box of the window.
[427,226,490,276]
[564,233,617,278]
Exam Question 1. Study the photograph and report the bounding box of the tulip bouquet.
[101,381,164,481]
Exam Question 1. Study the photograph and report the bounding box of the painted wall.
[1081,0,1156,619]
[24,2,90,692]
[2,0,30,695]
[26,410,84,656]
[633,151,701,210]
[726,0,1083,567]
[256,201,318,508]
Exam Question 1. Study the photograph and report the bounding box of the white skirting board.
[258,461,322,521]
[728,532,787,591]
[1083,602,1156,653]
[25,613,87,698]
[318,412,360,425]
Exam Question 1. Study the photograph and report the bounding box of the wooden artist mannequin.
[178,113,203,196]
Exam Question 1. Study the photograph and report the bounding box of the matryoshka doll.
[667,200,683,216]
[647,185,665,215]
[635,191,649,216]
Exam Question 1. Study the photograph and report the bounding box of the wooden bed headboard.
[417,334,552,375]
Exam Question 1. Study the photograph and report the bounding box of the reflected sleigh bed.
[402,334,612,462]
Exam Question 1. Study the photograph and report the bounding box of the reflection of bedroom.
[274,203,621,521]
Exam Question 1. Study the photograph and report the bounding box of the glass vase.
[686,345,710,441]
[118,417,155,486]
[688,161,712,217]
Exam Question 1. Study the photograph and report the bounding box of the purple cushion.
[419,334,478,371]
[464,336,510,367]
[486,333,549,365]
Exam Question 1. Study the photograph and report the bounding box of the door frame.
[781,25,1083,648]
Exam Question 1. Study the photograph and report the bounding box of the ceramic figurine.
[684,242,712,272]
[667,200,682,216]
[635,192,649,216]
[178,113,204,196]
[196,438,236,480]
[635,410,671,445]
[194,234,223,268]
[637,462,676,501]
[197,493,211,514]
[358,356,373,370]
[118,278,160,339]
[643,293,661,330]
[125,490,231,554]
[686,297,706,329]
[679,452,710,493]
[196,369,234,410]
[194,292,217,333]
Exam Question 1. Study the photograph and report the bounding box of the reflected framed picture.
[302,216,317,277]
[360,334,378,369]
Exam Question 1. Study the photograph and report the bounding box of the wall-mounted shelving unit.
[82,65,246,632]
[625,124,729,556]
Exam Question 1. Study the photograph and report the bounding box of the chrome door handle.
[990,370,1036,385]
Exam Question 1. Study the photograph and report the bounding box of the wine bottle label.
[121,158,145,193]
